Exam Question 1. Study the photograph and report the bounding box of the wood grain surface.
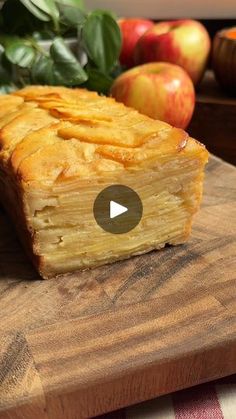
[0,155,236,419]
[189,71,236,165]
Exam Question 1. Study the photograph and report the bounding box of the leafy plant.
[0,0,122,93]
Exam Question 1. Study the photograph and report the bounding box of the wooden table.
[0,156,236,419]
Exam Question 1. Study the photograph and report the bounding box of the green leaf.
[31,54,54,84]
[30,0,60,29]
[30,0,59,20]
[32,30,55,40]
[84,68,113,94]
[56,0,84,7]
[58,4,86,27]
[19,0,51,21]
[83,10,121,73]
[31,38,88,86]
[0,84,17,94]
[5,39,36,68]
[50,37,88,85]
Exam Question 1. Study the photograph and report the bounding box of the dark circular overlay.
[93,185,143,234]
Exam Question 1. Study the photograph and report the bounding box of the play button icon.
[110,201,128,219]
[93,185,143,234]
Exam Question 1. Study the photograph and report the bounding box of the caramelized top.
[0,86,208,183]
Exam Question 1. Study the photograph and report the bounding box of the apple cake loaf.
[0,86,208,279]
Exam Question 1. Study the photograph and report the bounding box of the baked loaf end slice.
[0,86,208,279]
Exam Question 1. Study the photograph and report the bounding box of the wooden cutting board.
[0,155,236,419]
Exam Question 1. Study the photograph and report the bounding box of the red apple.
[111,62,195,129]
[135,20,211,85]
[119,18,154,68]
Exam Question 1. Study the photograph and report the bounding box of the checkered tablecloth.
[98,375,236,419]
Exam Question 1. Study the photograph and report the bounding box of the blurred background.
[86,0,236,43]
[87,0,236,165]
[86,0,236,19]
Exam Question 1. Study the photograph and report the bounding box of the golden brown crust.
[0,85,208,184]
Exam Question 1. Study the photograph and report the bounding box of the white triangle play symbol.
[110,200,128,219]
